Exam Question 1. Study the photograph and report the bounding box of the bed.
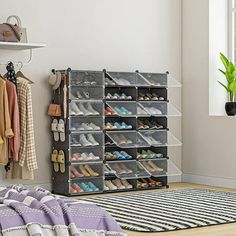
[0,185,126,236]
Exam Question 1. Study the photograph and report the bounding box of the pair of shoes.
[105,141,115,146]
[137,150,163,159]
[143,161,164,173]
[138,92,164,101]
[137,178,163,188]
[114,107,132,115]
[71,134,99,146]
[105,107,117,116]
[112,163,133,175]
[71,182,99,193]
[142,106,162,115]
[71,91,90,99]
[70,102,99,116]
[78,165,100,177]
[137,106,148,115]
[71,152,100,162]
[105,151,133,160]
[138,120,163,130]
[104,179,132,190]
[113,134,133,146]
[70,166,84,178]
[105,77,116,86]
[71,123,100,131]
[105,122,132,130]
[106,93,132,100]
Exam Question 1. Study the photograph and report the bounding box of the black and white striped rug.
[84,189,236,232]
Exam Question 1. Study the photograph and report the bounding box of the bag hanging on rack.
[48,104,62,117]
[0,15,27,42]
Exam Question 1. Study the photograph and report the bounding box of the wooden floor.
[76,183,236,236]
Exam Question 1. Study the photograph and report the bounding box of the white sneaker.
[89,123,100,130]
[81,123,93,130]
[79,103,92,116]
[148,107,162,115]
[86,103,99,115]
[105,180,117,190]
[87,134,99,146]
[88,153,100,160]
[137,106,148,115]
[71,101,83,115]
[79,134,92,146]
[104,185,109,191]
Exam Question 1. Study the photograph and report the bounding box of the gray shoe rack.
[51,68,181,196]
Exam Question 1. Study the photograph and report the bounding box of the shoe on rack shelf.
[84,165,99,177]
[112,163,127,175]
[119,163,133,174]
[71,101,84,115]
[87,182,99,191]
[72,183,84,193]
[70,186,77,193]
[87,134,99,146]
[81,123,93,130]
[112,179,126,189]
[89,123,100,130]
[71,153,83,161]
[105,77,116,86]
[70,166,84,178]
[79,182,93,192]
[86,103,99,115]
[147,161,164,172]
[79,134,93,146]
[79,165,90,177]
[71,137,82,146]
[76,91,83,99]
[120,179,133,189]
[120,151,133,159]
[137,106,148,115]
[105,180,117,190]
[82,91,90,99]
[78,103,92,116]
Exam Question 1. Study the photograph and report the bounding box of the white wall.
[0,0,182,186]
[182,0,236,188]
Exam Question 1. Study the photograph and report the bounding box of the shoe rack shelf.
[50,69,181,196]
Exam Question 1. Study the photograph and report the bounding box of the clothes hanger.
[16,61,34,84]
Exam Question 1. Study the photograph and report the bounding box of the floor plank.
[75,183,236,236]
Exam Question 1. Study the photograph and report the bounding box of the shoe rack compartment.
[69,70,104,86]
[69,101,104,116]
[70,163,104,180]
[140,159,167,177]
[104,179,136,193]
[137,117,167,131]
[70,86,103,100]
[139,130,182,147]
[136,176,167,190]
[137,146,167,160]
[69,177,104,195]
[105,148,136,161]
[138,72,181,88]
[138,87,168,101]
[106,71,149,86]
[138,101,181,117]
[70,146,103,163]
[105,117,136,131]
[70,131,104,147]
[106,131,150,148]
[106,101,137,117]
[69,116,103,131]
[105,87,136,101]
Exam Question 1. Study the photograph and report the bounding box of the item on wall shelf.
[218,53,236,116]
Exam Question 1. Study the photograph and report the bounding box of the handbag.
[0,15,22,42]
[48,104,62,117]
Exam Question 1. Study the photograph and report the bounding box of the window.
[229,0,236,61]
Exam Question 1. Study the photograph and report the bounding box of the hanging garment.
[17,81,38,171]
[0,78,14,165]
[6,80,20,161]
[6,62,17,85]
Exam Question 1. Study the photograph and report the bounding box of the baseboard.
[182,174,236,189]
[168,174,182,183]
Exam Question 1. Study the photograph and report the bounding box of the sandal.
[51,150,59,173]
[58,119,65,142]
[57,150,66,173]
[51,119,59,142]
[84,165,99,177]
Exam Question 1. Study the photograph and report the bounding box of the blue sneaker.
[120,107,132,115]
[113,151,126,160]
[87,182,99,191]
[120,151,133,159]
[114,107,126,115]
[121,122,132,129]
[79,182,92,192]
[114,122,123,129]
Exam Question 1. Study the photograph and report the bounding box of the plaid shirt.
[17,82,38,171]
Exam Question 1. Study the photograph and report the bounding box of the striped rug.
[84,189,236,232]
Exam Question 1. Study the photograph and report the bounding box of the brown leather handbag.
[48,104,62,117]
[0,15,22,42]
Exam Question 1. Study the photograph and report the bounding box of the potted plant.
[218,53,236,116]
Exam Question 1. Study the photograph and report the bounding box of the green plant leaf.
[218,81,229,91]
[220,53,229,69]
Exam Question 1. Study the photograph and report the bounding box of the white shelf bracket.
[0,48,33,66]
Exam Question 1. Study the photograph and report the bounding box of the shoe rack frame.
[51,68,181,196]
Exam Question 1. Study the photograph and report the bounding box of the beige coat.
[0,78,14,165]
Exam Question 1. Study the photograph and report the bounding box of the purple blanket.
[0,186,126,236]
